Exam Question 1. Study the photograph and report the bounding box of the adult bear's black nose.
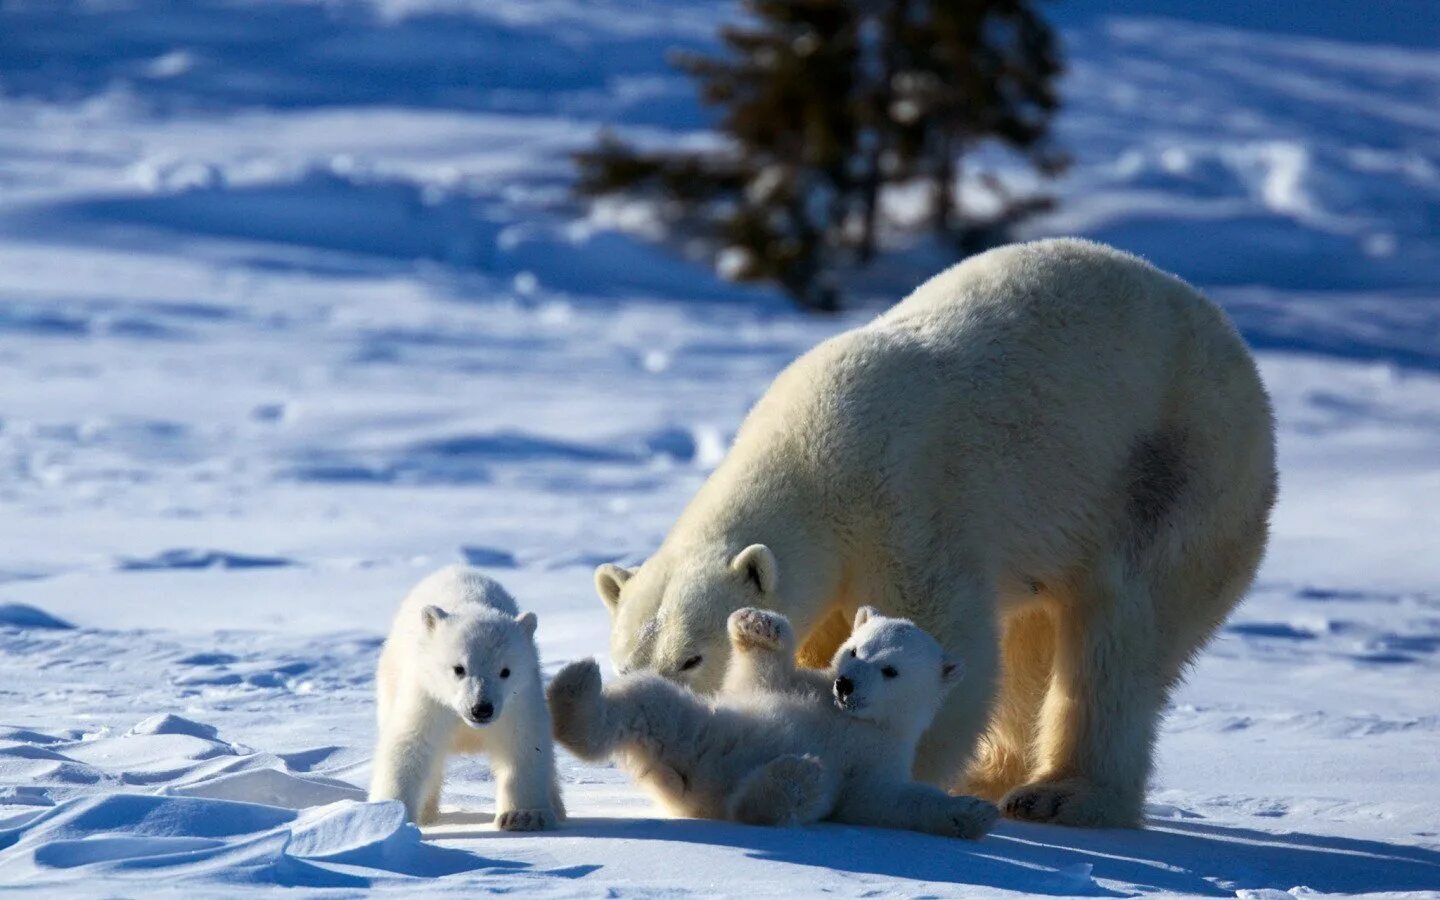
[834,676,854,699]
[472,702,494,723]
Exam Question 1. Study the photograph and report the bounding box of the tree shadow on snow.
[436,813,1440,895]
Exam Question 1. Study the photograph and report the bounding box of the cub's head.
[830,607,962,733]
[595,543,778,694]
[417,605,539,728]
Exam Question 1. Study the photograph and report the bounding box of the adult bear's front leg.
[911,575,1000,790]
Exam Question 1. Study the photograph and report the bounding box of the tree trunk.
[932,128,957,238]
[857,0,910,264]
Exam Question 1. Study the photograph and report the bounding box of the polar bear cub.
[369,565,563,830]
[548,606,997,838]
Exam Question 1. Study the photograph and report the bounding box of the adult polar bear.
[596,238,1276,827]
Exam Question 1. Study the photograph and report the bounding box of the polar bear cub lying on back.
[548,606,997,838]
[369,565,563,830]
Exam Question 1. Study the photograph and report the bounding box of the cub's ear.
[730,544,778,595]
[421,605,449,631]
[515,611,538,637]
[594,563,635,615]
[853,605,881,630]
[941,656,964,685]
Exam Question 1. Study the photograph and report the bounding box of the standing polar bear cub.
[548,606,998,838]
[369,565,563,830]
[596,238,1277,827]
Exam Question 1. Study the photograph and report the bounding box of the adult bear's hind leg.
[1003,432,1270,828]
[1001,558,1163,828]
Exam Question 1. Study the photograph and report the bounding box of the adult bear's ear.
[515,611,538,637]
[421,605,449,631]
[853,605,880,630]
[730,544,778,595]
[594,563,634,615]
[941,656,964,685]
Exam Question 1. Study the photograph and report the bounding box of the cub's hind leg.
[833,779,998,839]
[727,754,833,826]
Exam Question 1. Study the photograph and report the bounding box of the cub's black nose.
[834,676,854,699]
[472,702,494,722]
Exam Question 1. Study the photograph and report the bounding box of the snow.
[1,0,1438,895]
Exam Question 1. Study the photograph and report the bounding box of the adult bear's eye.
[881,666,898,679]
[680,655,703,672]
[452,665,465,677]
[499,667,510,679]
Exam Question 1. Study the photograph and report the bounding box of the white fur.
[368,565,563,830]
[595,238,1277,827]
[548,607,997,838]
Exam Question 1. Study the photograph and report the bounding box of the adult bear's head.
[595,542,778,693]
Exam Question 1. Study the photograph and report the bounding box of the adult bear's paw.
[1001,777,1136,828]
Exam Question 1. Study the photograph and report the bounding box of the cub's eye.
[452,665,465,678]
[881,666,898,679]
[848,648,857,658]
[679,655,703,672]
[499,667,511,679]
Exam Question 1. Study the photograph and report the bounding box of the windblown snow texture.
[0,0,1437,895]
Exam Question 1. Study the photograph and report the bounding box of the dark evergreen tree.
[888,0,1066,247]
[575,0,1064,310]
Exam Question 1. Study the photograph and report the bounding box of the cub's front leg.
[487,685,564,832]
[368,695,458,825]
[834,779,998,840]
[723,608,830,699]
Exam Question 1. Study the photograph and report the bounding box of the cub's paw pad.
[768,755,827,822]
[943,795,1000,839]
[727,608,789,651]
[732,755,827,826]
[496,808,558,832]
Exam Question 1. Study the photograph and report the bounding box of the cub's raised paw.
[496,808,559,832]
[727,607,792,652]
[547,658,602,704]
[546,659,605,758]
[942,795,999,840]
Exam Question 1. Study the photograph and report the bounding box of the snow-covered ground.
[1,1,1438,895]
